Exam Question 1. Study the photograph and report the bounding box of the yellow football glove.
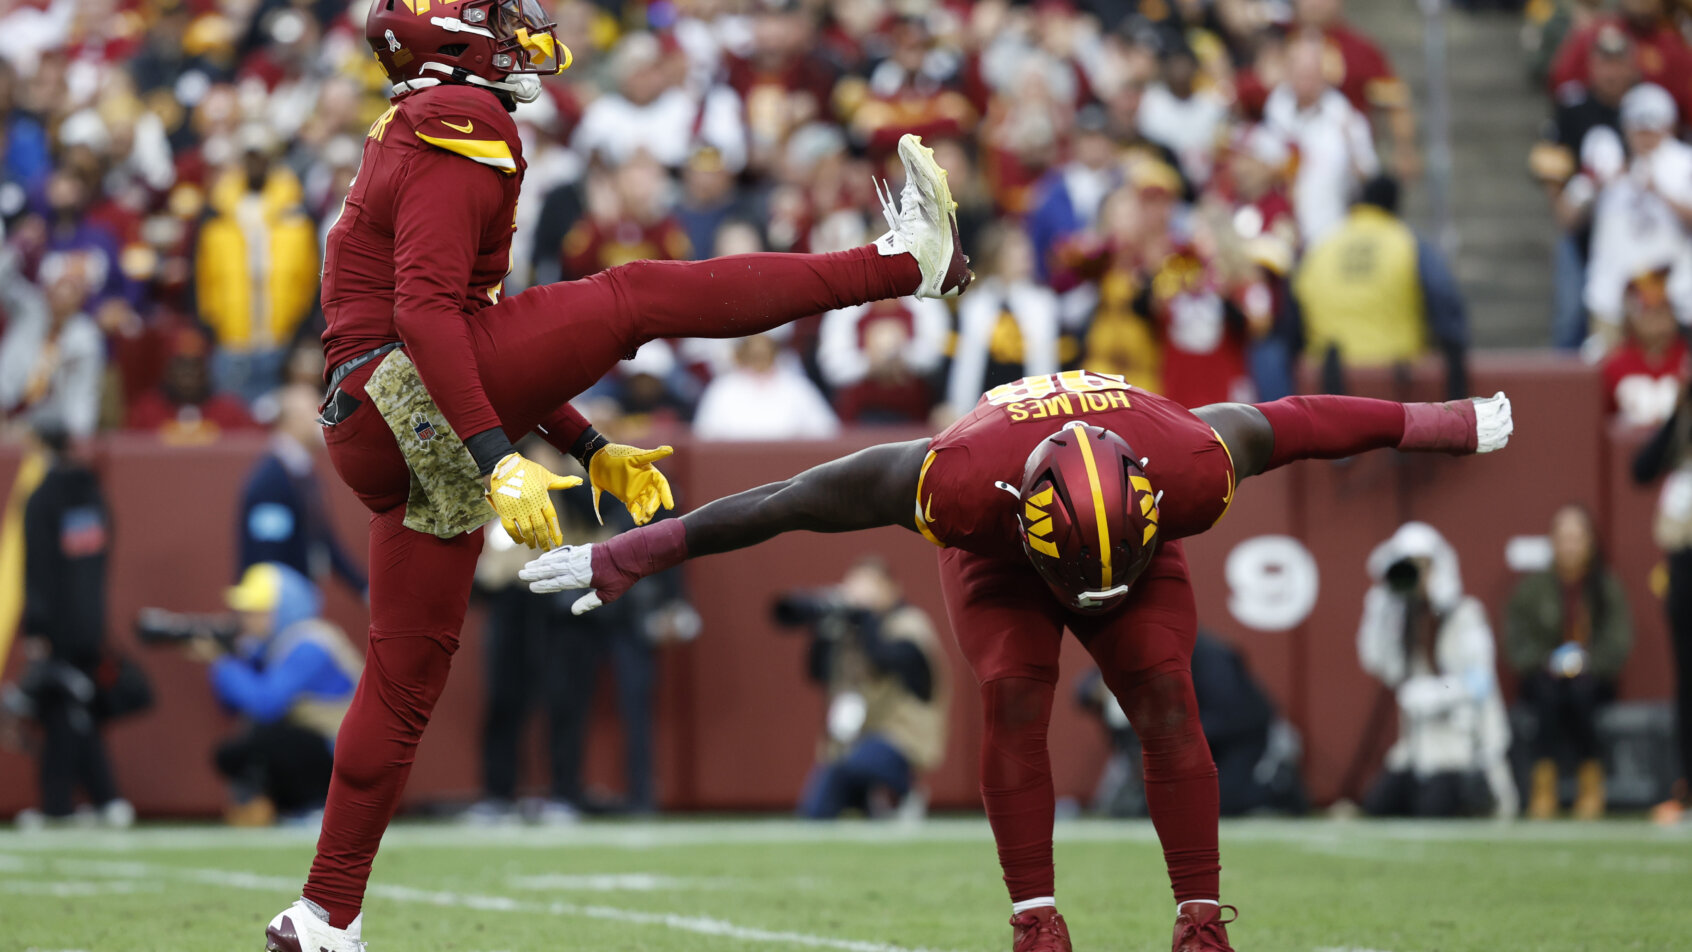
[588,443,676,526]
[486,452,581,549]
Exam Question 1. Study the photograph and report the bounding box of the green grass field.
[0,817,1685,952]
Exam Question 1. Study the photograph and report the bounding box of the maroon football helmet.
[1013,421,1160,614]
[367,0,570,104]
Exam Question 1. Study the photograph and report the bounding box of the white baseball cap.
[1621,82,1676,131]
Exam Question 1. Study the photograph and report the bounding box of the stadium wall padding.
[0,355,1673,815]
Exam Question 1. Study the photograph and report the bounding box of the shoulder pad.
[401,86,523,174]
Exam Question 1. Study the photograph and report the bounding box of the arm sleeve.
[391,149,510,468]
[209,641,336,724]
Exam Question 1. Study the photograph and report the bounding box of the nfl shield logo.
[412,414,436,442]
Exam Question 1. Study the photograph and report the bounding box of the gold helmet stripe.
[1067,421,1112,589]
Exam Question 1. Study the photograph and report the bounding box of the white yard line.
[0,855,967,952]
[0,816,1682,854]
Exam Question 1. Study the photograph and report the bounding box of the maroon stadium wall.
[0,355,1676,816]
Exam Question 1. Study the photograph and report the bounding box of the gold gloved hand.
[486,452,582,549]
[588,443,676,525]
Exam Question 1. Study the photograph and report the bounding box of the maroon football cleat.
[1010,906,1072,952]
[1172,903,1238,952]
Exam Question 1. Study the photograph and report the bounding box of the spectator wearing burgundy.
[725,2,837,175]
[1548,0,1692,125]
[1532,23,1639,350]
[1603,269,1688,427]
[838,15,977,160]
[818,288,948,425]
[125,328,258,442]
[562,155,693,280]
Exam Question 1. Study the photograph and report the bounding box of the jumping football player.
[263,1,970,949]
[521,375,1514,952]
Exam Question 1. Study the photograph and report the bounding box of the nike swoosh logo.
[441,119,474,133]
[923,495,934,524]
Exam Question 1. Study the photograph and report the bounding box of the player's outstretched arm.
[520,438,932,613]
[1198,392,1514,483]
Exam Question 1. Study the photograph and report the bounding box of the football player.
[522,379,1514,952]
[264,1,970,949]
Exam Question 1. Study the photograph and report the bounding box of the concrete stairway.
[1344,2,1555,348]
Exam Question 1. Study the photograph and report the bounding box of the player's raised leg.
[937,548,1074,952]
[467,135,970,432]
[1197,391,1514,481]
[1069,542,1235,952]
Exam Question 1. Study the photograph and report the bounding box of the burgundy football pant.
[935,393,1452,909]
[938,540,1220,906]
[306,248,920,927]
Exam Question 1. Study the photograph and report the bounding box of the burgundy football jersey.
[914,371,1236,561]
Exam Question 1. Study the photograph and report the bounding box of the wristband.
[466,427,517,476]
[570,427,611,470]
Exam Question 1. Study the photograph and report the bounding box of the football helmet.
[366,0,571,104]
[1012,421,1159,614]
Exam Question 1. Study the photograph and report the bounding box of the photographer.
[10,421,134,829]
[1357,523,1516,818]
[192,562,361,825]
[1507,505,1632,820]
[776,558,948,819]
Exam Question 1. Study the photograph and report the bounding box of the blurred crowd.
[1526,0,1692,426]
[0,0,1479,443]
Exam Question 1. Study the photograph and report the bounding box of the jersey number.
[984,370,1132,407]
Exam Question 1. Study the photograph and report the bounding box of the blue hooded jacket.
[209,563,357,729]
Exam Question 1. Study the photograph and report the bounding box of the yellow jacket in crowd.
[196,168,319,353]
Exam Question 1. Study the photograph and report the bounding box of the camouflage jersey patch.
[363,350,497,538]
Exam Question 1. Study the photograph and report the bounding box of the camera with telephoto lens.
[1384,558,1422,595]
[771,589,876,640]
[134,608,240,652]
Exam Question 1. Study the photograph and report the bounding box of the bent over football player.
[522,375,1514,952]
[263,1,971,949]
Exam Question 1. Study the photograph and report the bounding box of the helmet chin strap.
[397,60,542,103]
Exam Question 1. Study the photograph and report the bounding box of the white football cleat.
[266,899,365,952]
[872,134,972,299]
[1474,391,1512,453]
